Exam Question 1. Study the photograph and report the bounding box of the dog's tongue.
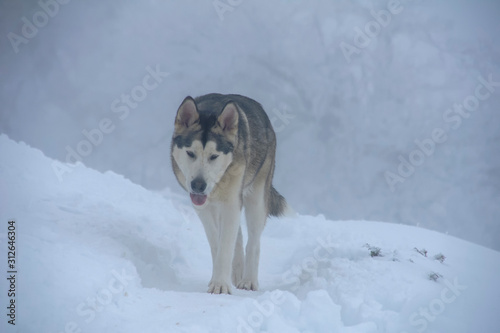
[190,193,207,206]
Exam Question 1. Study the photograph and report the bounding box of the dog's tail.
[268,186,296,218]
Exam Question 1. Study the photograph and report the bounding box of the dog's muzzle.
[190,177,207,206]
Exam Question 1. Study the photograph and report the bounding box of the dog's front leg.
[207,203,240,294]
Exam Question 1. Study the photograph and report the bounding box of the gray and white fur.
[171,93,291,294]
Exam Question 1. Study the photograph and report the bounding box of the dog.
[171,93,291,294]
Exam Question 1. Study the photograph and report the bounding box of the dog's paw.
[208,280,232,294]
[237,279,259,291]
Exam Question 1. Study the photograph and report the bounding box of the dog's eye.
[186,151,195,158]
[209,154,219,161]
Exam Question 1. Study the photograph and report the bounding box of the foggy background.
[1,0,499,250]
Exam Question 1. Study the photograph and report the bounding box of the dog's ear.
[175,96,199,128]
[218,102,239,133]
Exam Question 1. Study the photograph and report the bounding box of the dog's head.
[171,96,239,207]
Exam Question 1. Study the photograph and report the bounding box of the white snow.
[1,0,499,252]
[1,134,499,333]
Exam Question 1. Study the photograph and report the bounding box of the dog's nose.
[191,178,207,193]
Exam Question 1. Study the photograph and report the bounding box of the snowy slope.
[1,134,499,333]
